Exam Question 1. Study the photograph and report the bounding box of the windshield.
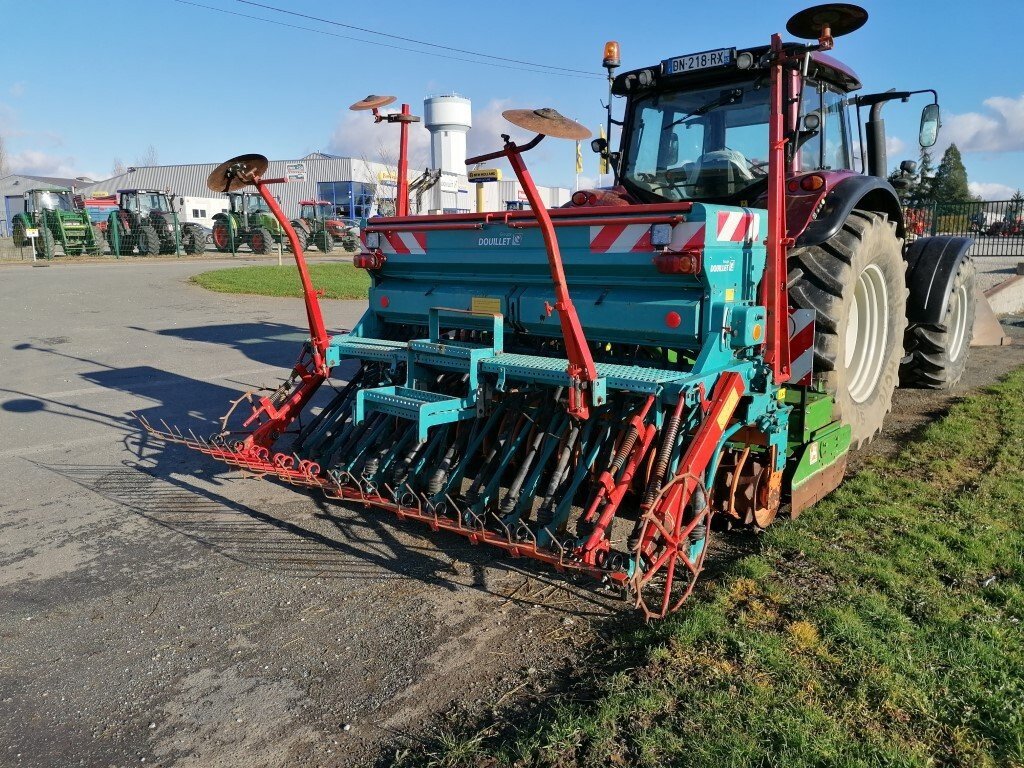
[622,82,770,201]
[135,193,172,214]
[33,191,73,212]
[246,195,269,213]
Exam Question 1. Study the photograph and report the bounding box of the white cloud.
[9,149,86,178]
[886,136,907,157]
[327,109,431,169]
[465,98,531,158]
[942,94,1024,153]
[968,181,1018,201]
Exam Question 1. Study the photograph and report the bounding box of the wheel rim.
[213,225,228,248]
[948,284,970,363]
[844,263,890,403]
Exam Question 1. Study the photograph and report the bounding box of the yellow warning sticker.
[724,288,735,302]
[471,296,501,314]
[716,387,741,430]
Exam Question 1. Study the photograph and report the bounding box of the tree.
[111,157,126,176]
[134,144,159,167]
[1010,189,1024,219]
[907,147,936,208]
[931,143,973,205]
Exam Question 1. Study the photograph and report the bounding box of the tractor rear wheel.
[315,230,334,253]
[136,225,161,256]
[35,227,56,258]
[288,224,308,253]
[900,257,976,389]
[249,227,273,254]
[88,226,104,255]
[182,225,205,255]
[788,210,908,449]
[12,219,27,247]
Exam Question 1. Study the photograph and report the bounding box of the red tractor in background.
[290,200,357,253]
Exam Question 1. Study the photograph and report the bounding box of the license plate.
[663,48,735,74]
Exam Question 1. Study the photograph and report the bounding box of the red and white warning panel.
[788,308,815,386]
[379,231,427,254]
[716,210,761,243]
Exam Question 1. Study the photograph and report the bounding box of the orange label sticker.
[716,387,741,430]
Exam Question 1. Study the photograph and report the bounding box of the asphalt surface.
[3,259,1024,768]
[0,260,608,768]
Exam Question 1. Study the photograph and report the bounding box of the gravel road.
[1,259,1022,767]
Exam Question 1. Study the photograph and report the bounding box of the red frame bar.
[254,178,330,373]
[396,103,411,217]
[764,33,792,384]
[500,135,599,418]
[372,201,694,226]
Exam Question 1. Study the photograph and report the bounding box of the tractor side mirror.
[919,103,940,148]
[900,159,917,175]
[591,137,608,154]
[803,113,821,131]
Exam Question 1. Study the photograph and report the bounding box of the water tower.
[423,94,472,174]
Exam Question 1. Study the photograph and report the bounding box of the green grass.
[413,371,1024,767]
[191,262,370,300]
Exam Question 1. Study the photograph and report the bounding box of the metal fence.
[905,199,1024,257]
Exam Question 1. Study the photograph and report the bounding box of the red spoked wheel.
[631,472,713,620]
[212,221,232,252]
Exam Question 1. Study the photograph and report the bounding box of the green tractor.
[291,199,358,253]
[210,192,283,254]
[11,188,104,257]
[106,189,205,256]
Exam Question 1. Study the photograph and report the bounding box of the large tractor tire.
[12,219,27,247]
[181,225,205,255]
[248,227,273,255]
[88,226,105,255]
[788,210,908,449]
[315,230,334,253]
[211,221,233,253]
[288,222,309,253]
[900,257,977,389]
[136,225,161,256]
[35,227,56,258]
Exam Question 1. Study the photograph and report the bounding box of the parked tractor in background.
[11,188,103,257]
[291,200,358,253]
[106,189,205,256]
[143,5,997,619]
[211,192,284,254]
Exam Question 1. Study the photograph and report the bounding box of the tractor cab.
[298,200,336,222]
[610,48,862,206]
[120,189,174,216]
[228,192,270,224]
[26,188,76,214]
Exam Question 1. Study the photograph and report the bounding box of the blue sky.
[2,0,1023,198]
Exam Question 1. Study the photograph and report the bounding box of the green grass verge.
[416,371,1024,767]
[191,262,370,300]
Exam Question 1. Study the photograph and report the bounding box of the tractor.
[106,189,205,256]
[211,192,284,254]
[142,6,990,618]
[11,188,103,257]
[291,199,358,253]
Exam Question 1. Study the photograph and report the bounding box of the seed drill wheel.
[631,473,714,620]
